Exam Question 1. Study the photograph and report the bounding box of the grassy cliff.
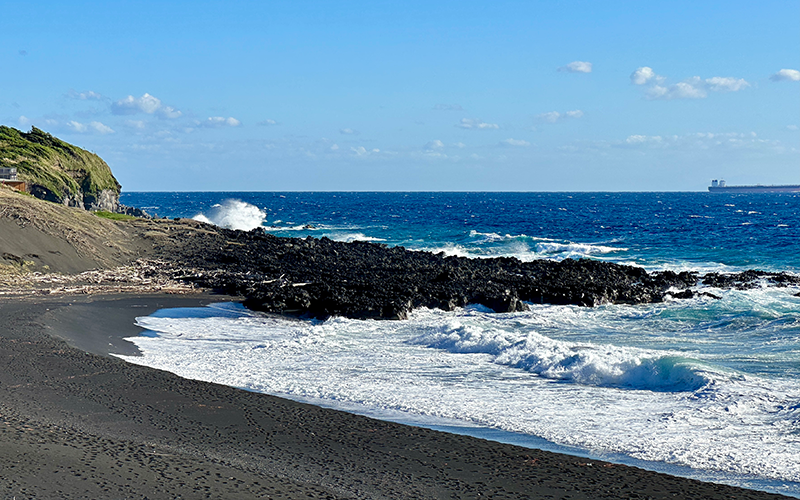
[0,126,121,209]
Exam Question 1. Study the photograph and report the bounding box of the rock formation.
[147,223,800,320]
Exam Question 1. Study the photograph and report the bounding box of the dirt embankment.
[0,186,139,273]
[0,186,220,295]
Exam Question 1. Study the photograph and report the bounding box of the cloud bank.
[458,118,499,129]
[500,138,530,147]
[630,67,750,100]
[537,110,584,123]
[67,90,105,101]
[197,117,241,128]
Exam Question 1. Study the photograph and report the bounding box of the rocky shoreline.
[3,189,799,499]
[3,185,797,320]
[136,220,800,320]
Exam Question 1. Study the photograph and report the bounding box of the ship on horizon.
[708,179,800,193]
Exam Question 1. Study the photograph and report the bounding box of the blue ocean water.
[119,192,800,496]
[123,192,800,272]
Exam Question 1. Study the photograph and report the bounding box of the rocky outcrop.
[0,126,121,211]
[84,188,120,212]
[117,204,152,218]
[144,222,800,320]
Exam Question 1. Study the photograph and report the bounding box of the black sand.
[0,292,792,499]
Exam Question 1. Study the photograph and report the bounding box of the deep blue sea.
[120,192,800,497]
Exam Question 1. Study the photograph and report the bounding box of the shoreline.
[0,290,793,499]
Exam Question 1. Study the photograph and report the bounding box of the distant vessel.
[708,179,800,193]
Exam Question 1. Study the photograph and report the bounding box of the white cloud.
[500,138,530,147]
[537,111,562,123]
[537,110,583,123]
[197,116,241,128]
[434,104,463,111]
[631,67,659,85]
[18,116,60,129]
[788,125,799,131]
[159,106,182,119]
[647,81,707,100]
[458,118,499,129]
[124,120,146,130]
[340,128,359,135]
[258,119,278,126]
[351,146,380,156]
[65,120,114,134]
[111,93,182,119]
[625,134,663,145]
[90,121,115,134]
[704,77,750,92]
[558,61,592,73]
[330,144,339,151]
[770,69,800,82]
[113,93,160,115]
[67,90,105,101]
[20,117,114,135]
[634,69,750,100]
[424,139,445,150]
[611,131,779,151]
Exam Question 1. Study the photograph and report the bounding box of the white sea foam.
[533,240,623,257]
[421,233,627,262]
[193,199,266,230]
[118,289,800,494]
[323,232,387,243]
[409,323,710,392]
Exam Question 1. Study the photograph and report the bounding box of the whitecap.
[192,199,266,231]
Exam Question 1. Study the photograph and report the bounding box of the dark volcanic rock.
[146,221,797,320]
[144,224,659,319]
[702,270,800,289]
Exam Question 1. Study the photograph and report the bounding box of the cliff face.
[0,126,121,211]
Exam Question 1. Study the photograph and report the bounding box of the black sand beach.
[0,291,792,499]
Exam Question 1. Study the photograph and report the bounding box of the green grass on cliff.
[93,210,138,221]
[0,125,120,200]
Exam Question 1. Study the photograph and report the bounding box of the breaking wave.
[410,322,711,392]
[193,199,266,231]
[323,232,387,243]
[420,231,627,262]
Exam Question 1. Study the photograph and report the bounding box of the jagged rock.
[141,224,794,320]
[117,204,152,218]
[702,270,800,289]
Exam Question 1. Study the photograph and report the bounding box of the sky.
[1,0,798,192]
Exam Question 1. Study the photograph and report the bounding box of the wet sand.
[0,292,792,499]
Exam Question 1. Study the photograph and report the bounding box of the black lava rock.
[150,223,798,320]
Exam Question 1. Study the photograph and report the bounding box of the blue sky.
[2,0,798,191]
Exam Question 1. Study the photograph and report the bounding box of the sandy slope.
[0,186,143,274]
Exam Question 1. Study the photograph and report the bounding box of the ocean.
[119,192,800,497]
